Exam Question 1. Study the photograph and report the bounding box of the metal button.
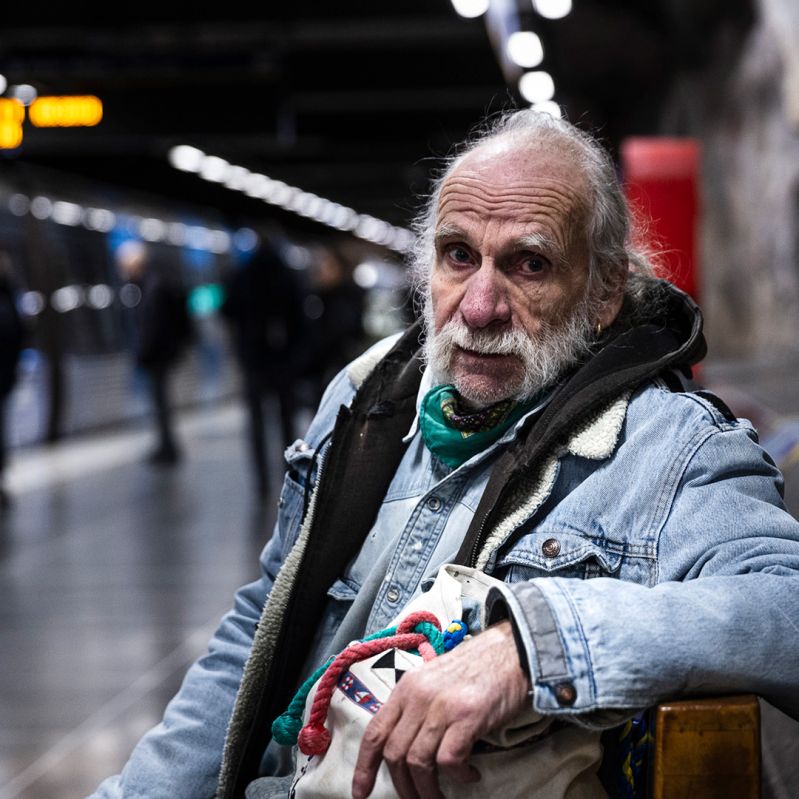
[298,441,310,452]
[542,538,561,558]
[555,682,577,706]
[426,496,442,512]
[386,586,400,604]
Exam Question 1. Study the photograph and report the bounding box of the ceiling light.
[119,283,142,308]
[450,0,490,18]
[199,156,231,183]
[354,262,379,289]
[518,70,555,103]
[244,173,272,199]
[8,194,29,216]
[19,291,45,316]
[506,31,544,68]
[532,0,572,20]
[233,228,258,252]
[209,230,231,254]
[88,284,114,310]
[532,100,562,118]
[51,285,83,313]
[168,145,205,173]
[272,184,296,206]
[139,218,167,242]
[10,84,37,106]
[30,196,54,220]
[51,201,82,226]
[83,207,116,232]
[224,165,251,191]
[187,226,211,250]
[330,206,358,231]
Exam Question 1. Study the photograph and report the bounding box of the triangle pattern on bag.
[371,650,408,687]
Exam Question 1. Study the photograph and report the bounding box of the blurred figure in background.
[117,241,192,466]
[0,252,24,508]
[299,244,366,407]
[221,241,304,501]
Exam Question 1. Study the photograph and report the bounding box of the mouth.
[455,345,515,360]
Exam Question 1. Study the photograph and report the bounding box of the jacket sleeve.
[487,420,799,727]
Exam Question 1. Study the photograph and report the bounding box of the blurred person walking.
[0,252,24,507]
[221,241,304,501]
[117,241,192,466]
[300,244,366,407]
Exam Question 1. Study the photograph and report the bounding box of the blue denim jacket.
[90,339,799,799]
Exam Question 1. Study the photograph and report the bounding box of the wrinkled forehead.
[436,143,590,228]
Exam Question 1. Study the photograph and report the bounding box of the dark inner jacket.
[218,279,708,798]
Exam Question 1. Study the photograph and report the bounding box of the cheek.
[429,275,461,331]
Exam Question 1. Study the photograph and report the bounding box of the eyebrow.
[516,233,568,266]
[433,224,467,249]
[434,226,568,266]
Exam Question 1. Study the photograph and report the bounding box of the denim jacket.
[90,290,799,799]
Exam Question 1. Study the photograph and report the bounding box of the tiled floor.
[0,373,798,799]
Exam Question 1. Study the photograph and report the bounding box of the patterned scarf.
[419,384,538,468]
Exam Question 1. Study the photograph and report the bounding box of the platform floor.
[0,402,273,798]
[0,379,798,799]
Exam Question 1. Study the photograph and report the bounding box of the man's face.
[426,143,603,406]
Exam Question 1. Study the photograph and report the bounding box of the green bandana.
[419,384,538,468]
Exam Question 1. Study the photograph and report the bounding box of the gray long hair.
[409,109,661,317]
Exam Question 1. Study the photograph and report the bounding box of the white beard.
[423,293,595,406]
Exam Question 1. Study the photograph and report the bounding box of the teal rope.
[271,625,399,745]
[271,618,466,746]
[272,659,333,745]
[411,621,445,655]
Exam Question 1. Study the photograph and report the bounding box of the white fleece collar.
[345,332,404,388]
[563,391,631,460]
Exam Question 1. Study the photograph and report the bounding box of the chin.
[453,375,520,408]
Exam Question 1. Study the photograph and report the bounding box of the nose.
[459,263,511,329]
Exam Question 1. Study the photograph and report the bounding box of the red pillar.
[620,138,700,302]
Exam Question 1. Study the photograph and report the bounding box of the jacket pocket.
[497,530,624,582]
[277,439,317,557]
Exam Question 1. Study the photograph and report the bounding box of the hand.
[351,620,530,799]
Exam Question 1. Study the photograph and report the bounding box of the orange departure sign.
[29,95,103,127]
[0,99,24,148]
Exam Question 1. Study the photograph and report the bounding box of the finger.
[383,760,420,799]
[352,702,403,799]
[405,717,447,799]
[382,715,426,799]
[435,722,482,787]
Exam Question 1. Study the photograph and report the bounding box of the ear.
[597,290,624,329]
[595,263,627,329]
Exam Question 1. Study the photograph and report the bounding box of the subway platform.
[0,401,271,798]
[1,366,798,798]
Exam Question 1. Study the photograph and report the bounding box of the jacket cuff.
[486,580,593,715]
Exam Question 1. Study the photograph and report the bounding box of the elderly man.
[90,110,799,799]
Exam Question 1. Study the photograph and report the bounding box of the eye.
[518,253,550,275]
[444,244,473,267]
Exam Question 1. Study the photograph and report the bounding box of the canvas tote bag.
[273,564,605,799]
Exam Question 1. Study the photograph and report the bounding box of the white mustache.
[445,323,533,358]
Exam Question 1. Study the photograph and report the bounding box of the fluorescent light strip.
[167,145,415,254]
[6,192,241,253]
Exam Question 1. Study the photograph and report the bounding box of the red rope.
[298,611,441,756]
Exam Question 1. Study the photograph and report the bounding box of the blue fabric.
[89,341,799,799]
